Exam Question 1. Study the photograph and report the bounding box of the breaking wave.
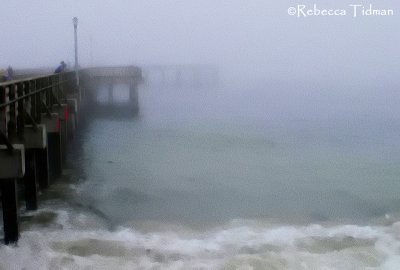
[1,207,400,270]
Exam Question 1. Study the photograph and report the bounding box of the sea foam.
[1,209,400,269]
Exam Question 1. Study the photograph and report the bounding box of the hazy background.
[2,3,400,268]
[1,0,399,85]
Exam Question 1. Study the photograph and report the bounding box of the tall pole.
[73,17,79,87]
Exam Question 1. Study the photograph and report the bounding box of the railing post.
[17,83,25,140]
[0,87,6,136]
[8,85,17,139]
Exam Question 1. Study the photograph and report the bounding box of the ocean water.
[1,82,400,269]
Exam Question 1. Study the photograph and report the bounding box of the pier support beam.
[0,145,25,179]
[41,114,62,178]
[0,145,24,245]
[23,150,38,210]
[37,148,50,188]
[47,132,62,177]
[24,124,48,189]
[1,179,19,244]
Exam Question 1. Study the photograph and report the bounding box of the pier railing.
[0,72,76,150]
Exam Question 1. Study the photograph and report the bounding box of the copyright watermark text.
[288,4,394,18]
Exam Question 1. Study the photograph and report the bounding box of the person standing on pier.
[2,66,14,81]
[54,61,67,73]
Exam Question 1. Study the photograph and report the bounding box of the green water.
[75,83,400,226]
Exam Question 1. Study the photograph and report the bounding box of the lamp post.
[73,17,79,87]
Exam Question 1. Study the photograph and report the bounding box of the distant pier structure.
[82,66,143,115]
[0,66,142,244]
[142,64,219,88]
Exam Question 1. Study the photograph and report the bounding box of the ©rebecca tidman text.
[288,4,394,18]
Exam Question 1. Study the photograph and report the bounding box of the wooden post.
[23,149,38,210]
[1,179,19,244]
[47,132,62,177]
[37,148,50,188]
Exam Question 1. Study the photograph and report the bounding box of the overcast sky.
[1,0,399,84]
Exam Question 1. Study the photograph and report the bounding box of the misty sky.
[1,0,399,84]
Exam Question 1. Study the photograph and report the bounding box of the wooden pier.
[0,66,142,244]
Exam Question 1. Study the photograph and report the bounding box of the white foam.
[1,210,400,269]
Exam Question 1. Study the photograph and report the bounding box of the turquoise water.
[1,82,400,269]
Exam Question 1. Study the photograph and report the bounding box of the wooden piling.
[37,148,50,188]
[23,149,38,210]
[47,132,62,177]
[1,179,19,244]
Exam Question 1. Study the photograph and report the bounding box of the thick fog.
[1,0,399,85]
[2,3,400,267]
